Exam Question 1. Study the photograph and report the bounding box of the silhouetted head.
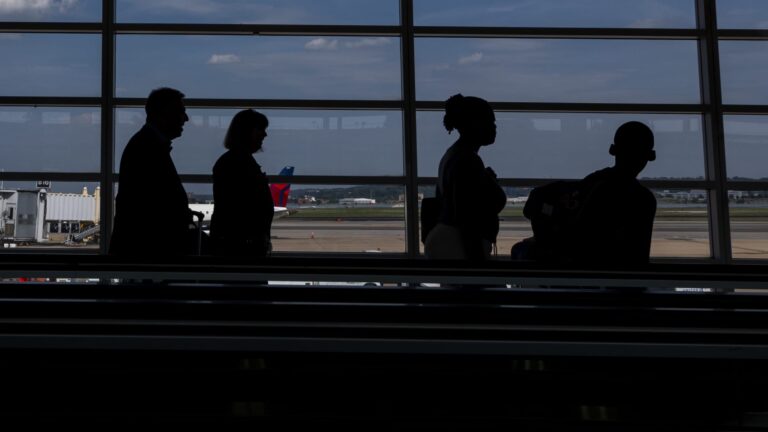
[145,87,188,140]
[224,109,269,154]
[443,94,496,147]
[609,121,656,177]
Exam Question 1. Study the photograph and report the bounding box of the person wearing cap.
[572,121,658,265]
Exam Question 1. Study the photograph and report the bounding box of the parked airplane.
[340,198,376,205]
[188,166,294,224]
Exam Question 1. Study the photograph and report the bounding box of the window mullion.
[100,0,115,254]
[697,0,732,263]
[400,0,420,258]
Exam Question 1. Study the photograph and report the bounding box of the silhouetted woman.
[425,94,507,260]
[211,109,274,257]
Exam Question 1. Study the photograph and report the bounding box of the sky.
[0,0,767,192]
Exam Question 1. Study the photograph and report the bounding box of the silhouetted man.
[573,121,657,265]
[110,87,192,256]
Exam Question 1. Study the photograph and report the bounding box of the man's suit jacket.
[110,124,192,256]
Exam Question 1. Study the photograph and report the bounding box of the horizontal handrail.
[0,255,766,290]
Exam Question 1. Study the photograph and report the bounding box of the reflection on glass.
[729,190,768,260]
[724,115,768,180]
[417,112,704,179]
[115,108,403,176]
[415,38,700,103]
[719,41,768,105]
[0,34,101,97]
[652,188,710,258]
[116,0,398,25]
[0,107,100,172]
[116,35,401,100]
[414,0,694,28]
[0,181,101,251]
[717,0,768,29]
[0,0,100,22]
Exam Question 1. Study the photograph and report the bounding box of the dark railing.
[0,257,767,427]
[0,256,766,358]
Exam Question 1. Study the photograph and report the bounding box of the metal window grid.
[0,0,762,263]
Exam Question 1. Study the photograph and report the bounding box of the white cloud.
[304,38,338,51]
[207,54,241,65]
[0,0,77,13]
[345,37,391,49]
[458,52,483,64]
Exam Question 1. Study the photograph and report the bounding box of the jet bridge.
[0,189,46,243]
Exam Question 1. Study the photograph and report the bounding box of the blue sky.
[116,35,401,100]
[413,0,695,28]
[0,0,767,189]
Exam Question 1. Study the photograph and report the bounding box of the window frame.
[0,0,760,263]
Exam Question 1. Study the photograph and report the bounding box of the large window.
[116,0,399,25]
[0,0,762,263]
[0,34,101,97]
[415,38,700,103]
[115,108,404,175]
[116,35,402,100]
[417,112,705,179]
[413,0,696,28]
[0,1,101,22]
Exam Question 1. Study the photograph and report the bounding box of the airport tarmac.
[271,218,768,259]
[5,219,767,260]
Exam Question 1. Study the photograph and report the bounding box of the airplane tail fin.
[270,166,294,207]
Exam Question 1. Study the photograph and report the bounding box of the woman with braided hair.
[425,94,507,260]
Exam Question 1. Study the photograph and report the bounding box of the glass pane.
[497,187,709,259]
[0,0,100,22]
[417,112,704,180]
[724,115,768,180]
[415,38,700,103]
[729,190,768,260]
[116,0,398,25]
[493,192,535,258]
[0,34,101,97]
[0,107,100,172]
[417,189,534,255]
[653,188,710,258]
[116,35,401,100]
[0,181,101,251]
[273,184,406,253]
[414,0,695,28]
[115,108,403,176]
[165,183,406,254]
[717,0,768,29]
[418,185,710,258]
[720,41,768,105]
